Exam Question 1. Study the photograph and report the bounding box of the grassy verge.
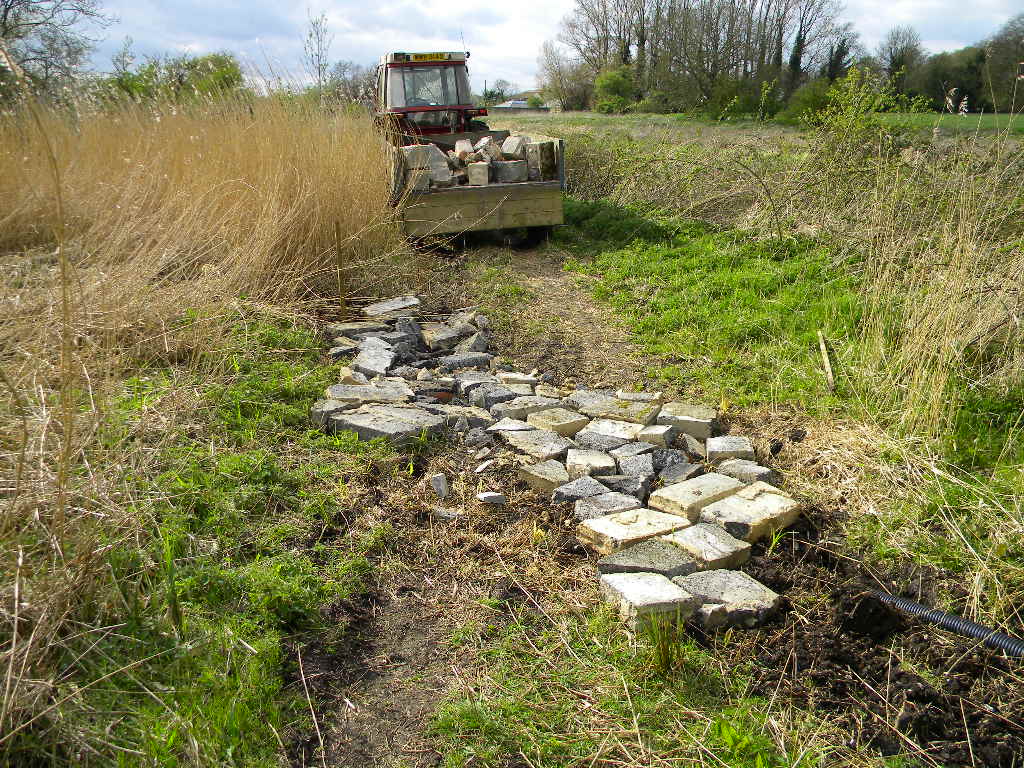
[5,311,405,763]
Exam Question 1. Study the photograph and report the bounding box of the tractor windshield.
[389,65,470,108]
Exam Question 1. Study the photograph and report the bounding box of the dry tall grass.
[0,89,414,758]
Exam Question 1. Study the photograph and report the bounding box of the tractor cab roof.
[381,51,468,66]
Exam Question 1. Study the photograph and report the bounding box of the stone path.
[311,296,800,633]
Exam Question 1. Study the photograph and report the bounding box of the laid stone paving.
[311,296,802,634]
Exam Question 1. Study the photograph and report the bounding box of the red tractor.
[374,51,502,148]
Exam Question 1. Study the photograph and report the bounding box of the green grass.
[9,312,401,766]
[875,111,1024,136]
[432,606,828,767]
[556,198,860,410]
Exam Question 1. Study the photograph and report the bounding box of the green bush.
[594,66,635,112]
[596,95,631,114]
[776,77,833,123]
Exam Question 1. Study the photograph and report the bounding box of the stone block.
[328,404,445,444]
[362,295,421,319]
[454,139,475,157]
[638,424,677,447]
[699,481,799,542]
[659,462,704,484]
[535,383,563,399]
[500,428,576,460]
[310,399,353,426]
[406,167,429,193]
[647,473,745,522]
[574,430,629,451]
[610,442,656,460]
[563,390,660,425]
[324,380,414,405]
[351,337,397,378]
[490,395,562,421]
[328,339,360,358]
[661,523,751,569]
[503,382,535,396]
[473,135,503,161]
[706,435,756,463]
[598,539,699,579]
[657,402,717,439]
[717,459,780,486]
[486,417,534,432]
[493,160,528,183]
[418,403,495,429]
[501,134,530,159]
[526,141,557,182]
[576,418,645,444]
[651,448,692,472]
[574,492,643,521]
[337,366,368,385]
[470,383,518,410]
[467,161,490,186]
[401,144,448,170]
[527,407,589,437]
[577,507,692,555]
[672,570,780,628]
[455,331,490,353]
[551,475,610,503]
[324,320,391,339]
[679,433,706,460]
[420,323,461,351]
[455,371,498,395]
[437,352,493,371]
[497,371,540,386]
[617,453,655,478]
[477,491,507,504]
[600,572,699,631]
[600,473,654,501]
[566,449,617,479]
[616,389,663,403]
[519,460,570,493]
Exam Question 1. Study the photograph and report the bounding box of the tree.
[876,25,924,93]
[302,10,333,94]
[480,78,516,105]
[0,0,110,92]
[822,23,862,81]
[100,47,244,101]
[594,64,634,111]
[538,40,593,110]
[329,59,374,103]
[985,13,1024,111]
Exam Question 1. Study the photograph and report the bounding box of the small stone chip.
[429,473,449,499]
[672,570,780,628]
[706,435,756,463]
[551,475,611,503]
[437,352,493,371]
[647,473,745,522]
[577,507,692,555]
[518,460,570,493]
[598,539,699,579]
[455,371,498,395]
[616,389,663,403]
[657,402,717,439]
[566,449,617,479]
[599,572,698,631]
[476,491,507,505]
[573,492,643,521]
[527,407,590,437]
[497,371,539,386]
[503,382,535,396]
[717,458,781,486]
[699,481,800,542]
[661,523,751,569]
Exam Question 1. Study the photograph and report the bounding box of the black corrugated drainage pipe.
[871,590,1024,657]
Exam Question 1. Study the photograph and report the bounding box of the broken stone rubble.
[309,295,795,635]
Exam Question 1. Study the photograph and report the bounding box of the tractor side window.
[402,66,458,107]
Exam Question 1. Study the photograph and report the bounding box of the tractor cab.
[375,51,489,137]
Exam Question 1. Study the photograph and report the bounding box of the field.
[2,77,1024,768]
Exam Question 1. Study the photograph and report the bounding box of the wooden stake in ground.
[818,329,835,392]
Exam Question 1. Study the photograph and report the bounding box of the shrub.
[594,66,635,112]
[777,77,833,123]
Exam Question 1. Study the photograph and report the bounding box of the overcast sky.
[87,0,1019,93]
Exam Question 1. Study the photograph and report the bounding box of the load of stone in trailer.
[400,134,558,192]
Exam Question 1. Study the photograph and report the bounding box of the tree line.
[539,0,1024,116]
